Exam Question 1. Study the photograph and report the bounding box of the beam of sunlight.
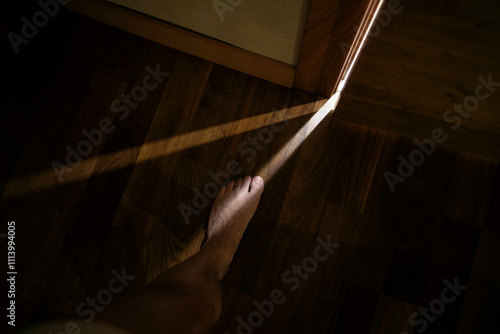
[256,91,342,182]
[255,0,387,182]
[2,105,318,200]
[336,0,386,92]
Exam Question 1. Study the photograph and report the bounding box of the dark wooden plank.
[334,0,500,159]
[369,295,418,334]
[458,165,500,334]
[110,53,214,280]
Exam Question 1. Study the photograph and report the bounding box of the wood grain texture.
[369,295,418,334]
[294,0,385,96]
[458,165,500,334]
[334,0,500,160]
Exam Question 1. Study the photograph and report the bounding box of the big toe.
[250,176,264,194]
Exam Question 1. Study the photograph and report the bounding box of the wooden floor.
[1,1,499,333]
[336,0,500,160]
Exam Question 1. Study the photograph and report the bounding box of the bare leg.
[96,176,264,334]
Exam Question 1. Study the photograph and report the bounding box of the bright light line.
[338,0,386,92]
[256,91,342,182]
[1,106,317,200]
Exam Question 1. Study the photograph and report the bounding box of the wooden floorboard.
[334,0,500,160]
[458,164,500,333]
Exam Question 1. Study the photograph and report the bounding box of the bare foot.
[201,175,264,280]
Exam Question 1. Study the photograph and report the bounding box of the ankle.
[199,246,233,281]
[198,248,224,280]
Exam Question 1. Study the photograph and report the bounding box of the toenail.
[254,176,264,185]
